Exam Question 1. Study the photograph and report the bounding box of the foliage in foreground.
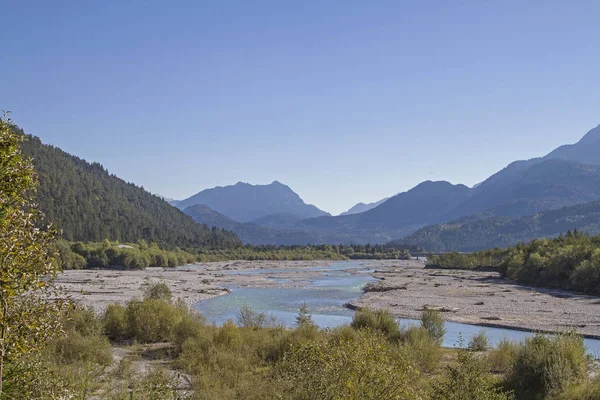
[431,349,513,400]
[278,330,423,400]
[0,115,65,397]
[3,290,600,400]
[505,331,590,400]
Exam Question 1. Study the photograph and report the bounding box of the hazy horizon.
[3,1,599,214]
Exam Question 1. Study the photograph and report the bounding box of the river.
[194,260,600,357]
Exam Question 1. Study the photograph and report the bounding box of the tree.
[0,114,65,395]
[295,302,314,327]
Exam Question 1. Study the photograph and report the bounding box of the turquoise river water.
[194,261,600,357]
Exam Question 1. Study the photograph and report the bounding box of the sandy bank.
[351,260,600,338]
[56,260,334,311]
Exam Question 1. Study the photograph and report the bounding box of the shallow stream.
[194,261,600,356]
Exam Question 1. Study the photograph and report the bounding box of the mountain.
[545,125,600,165]
[400,200,600,252]
[457,125,600,218]
[182,204,240,232]
[183,204,333,245]
[449,159,600,219]
[250,213,302,229]
[19,132,240,249]
[339,197,390,216]
[176,181,329,222]
[296,181,472,243]
[290,126,600,244]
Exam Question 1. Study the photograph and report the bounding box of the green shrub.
[570,260,600,295]
[213,320,242,348]
[144,281,172,301]
[351,308,400,339]
[103,303,127,340]
[469,330,490,352]
[236,305,276,329]
[65,306,104,337]
[431,349,513,400]
[173,308,207,353]
[129,368,182,400]
[295,302,314,327]
[47,331,113,366]
[125,299,184,343]
[400,326,442,373]
[277,329,423,400]
[267,323,323,363]
[421,307,446,344]
[331,324,360,342]
[2,356,70,399]
[487,338,519,373]
[505,332,590,400]
[558,376,600,400]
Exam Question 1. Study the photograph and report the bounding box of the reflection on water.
[194,261,600,357]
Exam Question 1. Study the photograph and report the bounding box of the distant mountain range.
[173,124,600,246]
[340,198,390,216]
[174,181,329,222]
[19,121,600,250]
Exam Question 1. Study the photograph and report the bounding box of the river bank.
[57,259,600,338]
[55,260,335,311]
[353,259,600,338]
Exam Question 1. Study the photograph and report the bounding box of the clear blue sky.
[2,1,599,215]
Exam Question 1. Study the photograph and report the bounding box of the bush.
[125,299,184,343]
[66,306,104,337]
[400,326,442,373]
[295,302,314,327]
[277,329,423,400]
[570,260,600,295]
[469,330,490,352]
[103,303,127,340]
[237,305,276,329]
[129,368,182,400]
[505,332,590,400]
[351,308,400,339]
[487,339,519,373]
[431,349,513,400]
[558,376,600,400]
[47,331,113,366]
[173,308,207,353]
[421,307,446,344]
[144,281,173,301]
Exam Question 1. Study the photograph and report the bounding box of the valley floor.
[57,259,600,337]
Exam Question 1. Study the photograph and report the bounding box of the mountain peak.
[176,181,329,222]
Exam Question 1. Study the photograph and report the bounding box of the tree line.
[427,229,600,295]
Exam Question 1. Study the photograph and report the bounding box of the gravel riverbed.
[57,259,600,337]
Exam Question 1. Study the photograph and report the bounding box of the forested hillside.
[400,200,600,252]
[18,131,240,249]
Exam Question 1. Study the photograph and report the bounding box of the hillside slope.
[400,200,600,252]
[182,204,334,245]
[20,132,240,249]
[340,197,390,216]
